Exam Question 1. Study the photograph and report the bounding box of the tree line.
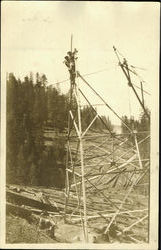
[6,73,113,187]
[121,111,150,161]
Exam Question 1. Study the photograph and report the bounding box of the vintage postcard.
[0,1,160,249]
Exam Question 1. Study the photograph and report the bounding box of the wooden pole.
[140,81,145,107]
[64,141,70,221]
[68,144,85,230]
[71,153,137,188]
[75,82,88,242]
[104,175,138,234]
[72,208,148,222]
[85,176,119,210]
[78,73,133,133]
[134,133,143,169]
[66,43,88,242]
[71,34,73,52]
[82,114,98,138]
[122,214,148,233]
[134,167,149,186]
[115,56,150,120]
[112,135,114,162]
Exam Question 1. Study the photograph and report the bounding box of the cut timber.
[6,190,59,212]
[6,202,32,219]
[72,208,148,222]
[7,188,83,215]
[104,177,141,234]
[71,154,137,188]
[122,214,148,233]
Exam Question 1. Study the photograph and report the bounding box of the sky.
[1,1,160,125]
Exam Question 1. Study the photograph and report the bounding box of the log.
[126,235,143,243]
[6,190,59,212]
[6,202,31,216]
[122,214,148,233]
[6,202,34,224]
[72,208,148,222]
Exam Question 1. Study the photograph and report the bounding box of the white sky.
[1,1,160,125]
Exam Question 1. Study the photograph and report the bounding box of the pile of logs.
[6,184,148,243]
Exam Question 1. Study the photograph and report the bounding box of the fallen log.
[6,202,33,223]
[71,208,148,222]
[126,234,143,243]
[6,190,58,212]
[122,214,148,233]
[6,202,83,220]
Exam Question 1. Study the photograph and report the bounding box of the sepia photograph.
[0,1,159,249]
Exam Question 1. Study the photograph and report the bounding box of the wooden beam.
[82,114,98,138]
[122,214,148,233]
[71,153,137,188]
[104,173,140,234]
[72,208,148,222]
[134,133,143,169]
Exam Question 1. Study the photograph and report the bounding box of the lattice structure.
[63,41,150,243]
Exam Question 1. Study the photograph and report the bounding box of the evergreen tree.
[7,73,23,183]
[7,72,67,188]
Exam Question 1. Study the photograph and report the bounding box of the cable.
[114,46,149,85]
[132,83,150,96]
[83,68,111,77]
[130,65,147,71]
[113,47,150,120]
[48,69,150,96]
[78,72,133,134]
[78,88,113,136]
[48,66,116,86]
[78,87,135,148]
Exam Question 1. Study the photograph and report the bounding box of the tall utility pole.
[64,36,88,242]
[113,46,150,121]
[140,81,145,108]
[71,34,73,52]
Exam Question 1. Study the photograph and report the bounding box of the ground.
[6,185,148,244]
[6,215,57,243]
[6,130,149,244]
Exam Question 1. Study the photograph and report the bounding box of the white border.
[0,1,159,249]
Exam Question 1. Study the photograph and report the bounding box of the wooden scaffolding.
[63,39,150,243]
